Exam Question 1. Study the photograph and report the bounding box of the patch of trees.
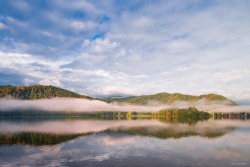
[158,107,210,117]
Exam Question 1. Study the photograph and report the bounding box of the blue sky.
[0,0,250,104]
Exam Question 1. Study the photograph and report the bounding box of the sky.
[0,0,249,104]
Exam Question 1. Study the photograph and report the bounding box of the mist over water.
[1,97,250,112]
[0,118,244,135]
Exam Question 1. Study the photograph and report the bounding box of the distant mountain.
[105,92,238,106]
[0,85,108,102]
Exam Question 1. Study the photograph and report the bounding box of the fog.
[0,97,250,112]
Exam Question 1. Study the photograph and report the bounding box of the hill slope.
[105,92,238,106]
[0,85,108,102]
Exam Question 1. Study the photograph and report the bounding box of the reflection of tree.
[0,125,235,147]
[0,117,236,147]
[104,126,236,140]
[158,117,208,125]
[0,132,92,146]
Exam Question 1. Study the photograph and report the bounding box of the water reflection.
[0,117,250,167]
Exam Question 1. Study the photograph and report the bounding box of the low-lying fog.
[0,97,250,112]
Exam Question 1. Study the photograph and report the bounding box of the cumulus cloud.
[87,38,118,53]
[38,79,64,87]
[82,39,91,47]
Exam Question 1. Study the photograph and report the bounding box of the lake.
[0,117,249,167]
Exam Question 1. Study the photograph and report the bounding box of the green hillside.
[104,96,138,102]
[106,92,238,106]
[0,85,108,102]
[0,85,237,106]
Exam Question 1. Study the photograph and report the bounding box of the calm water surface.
[0,117,249,167]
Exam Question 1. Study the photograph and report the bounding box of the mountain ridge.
[0,85,238,106]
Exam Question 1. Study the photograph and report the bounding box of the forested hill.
[105,92,238,106]
[0,85,108,102]
[0,85,238,105]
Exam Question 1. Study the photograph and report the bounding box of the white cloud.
[91,86,142,96]
[82,39,90,47]
[88,38,117,53]
[114,49,126,57]
[70,21,85,31]
[0,22,8,30]
[43,31,52,37]
[23,78,35,86]
[10,0,30,11]
[38,79,64,88]
[214,72,242,84]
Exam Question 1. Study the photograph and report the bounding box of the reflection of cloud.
[94,154,110,162]
[40,145,62,153]
[81,154,110,162]
[99,136,135,146]
[0,120,168,134]
[218,148,241,158]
